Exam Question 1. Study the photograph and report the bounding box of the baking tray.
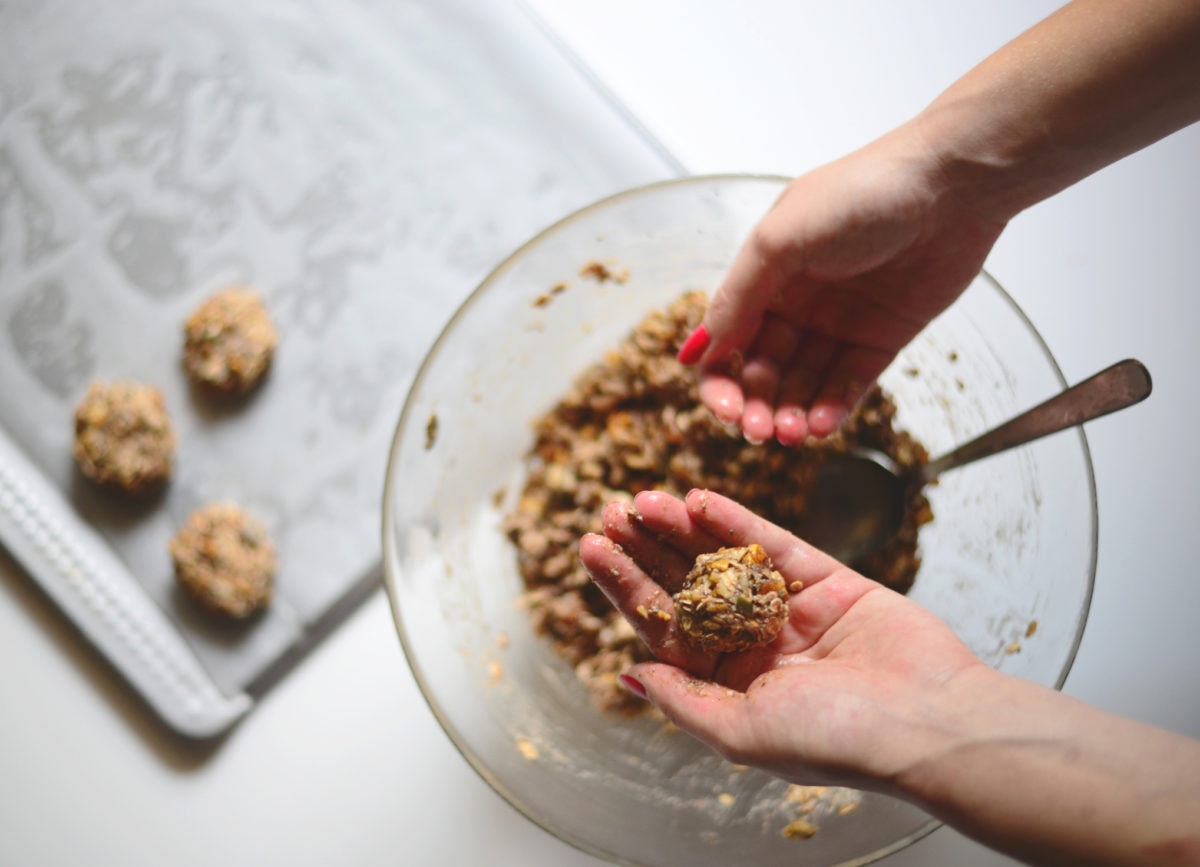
[0,0,682,737]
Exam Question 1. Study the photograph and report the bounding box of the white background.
[2,2,1197,865]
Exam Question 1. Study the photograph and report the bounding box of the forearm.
[910,0,1200,223]
[894,666,1200,866]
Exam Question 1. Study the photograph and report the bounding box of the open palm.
[579,488,984,791]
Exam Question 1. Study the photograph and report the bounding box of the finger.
[806,345,893,438]
[599,499,693,593]
[579,534,715,673]
[696,177,830,367]
[771,330,836,445]
[738,316,801,444]
[772,365,816,445]
[683,489,843,587]
[696,236,779,365]
[697,370,744,426]
[628,489,728,563]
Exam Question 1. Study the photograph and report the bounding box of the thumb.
[679,240,776,366]
[624,662,749,757]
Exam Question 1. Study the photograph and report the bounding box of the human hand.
[679,129,1006,444]
[579,488,985,792]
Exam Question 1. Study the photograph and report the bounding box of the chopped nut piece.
[786,784,829,805]
[1026,619,1039,638]
[1005,640,1022,654]
[579,261,628,283]
[516,736,539,760]
[781,818,819,839]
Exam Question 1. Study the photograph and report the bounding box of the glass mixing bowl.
[382,175,1096,866]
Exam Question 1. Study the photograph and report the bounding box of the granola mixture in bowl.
[382,176,1096,867]
[502,290,932,715]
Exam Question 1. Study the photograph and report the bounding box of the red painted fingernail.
[676,325,710,365]
[619,674,647,699]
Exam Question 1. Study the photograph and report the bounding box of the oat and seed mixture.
[169,502,277,619]
[675,544,789,654]
[182,288,278,394]
[72,380,176,494]
[503,290,932,715]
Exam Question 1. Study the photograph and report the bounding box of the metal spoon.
[797,358,1153,563]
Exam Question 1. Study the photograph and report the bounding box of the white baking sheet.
[0,0,680,735]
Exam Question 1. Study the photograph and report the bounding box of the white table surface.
[2,2,1197,865]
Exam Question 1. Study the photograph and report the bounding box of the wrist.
[858,660,1003,800]
[885,662,1019,803]
[903,0,1200,227]
[883,664,1200,866]
[904,100,1056,226]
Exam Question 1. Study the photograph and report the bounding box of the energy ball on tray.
[169,502,277,619]
[182,288,278,394]
[72,380,176,494]
[673,543,790,653]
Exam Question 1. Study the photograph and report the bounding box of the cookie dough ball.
[673,544,789,653]
[182,288,278,393]
[169,502,277,619]
[73,380,176,494]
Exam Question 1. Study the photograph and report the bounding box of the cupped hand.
[579,488,985,792]
[680,128,1006,444]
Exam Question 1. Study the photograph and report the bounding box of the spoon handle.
[921,358,1152,482]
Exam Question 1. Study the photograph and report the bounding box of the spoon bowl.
[800,358,1152,563]
[801,448,906,563]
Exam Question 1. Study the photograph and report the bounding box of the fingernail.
[685,488,710,512]
[808,404,848,438]
[676,324,710,365]
[619,674,647,699]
